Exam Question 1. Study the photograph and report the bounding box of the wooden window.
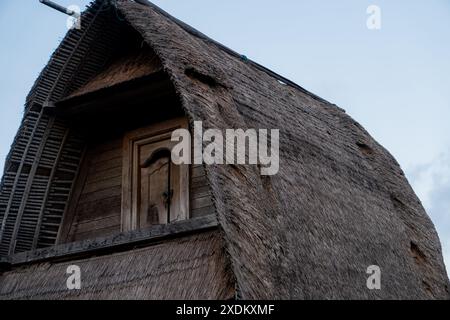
[122,118,189,232]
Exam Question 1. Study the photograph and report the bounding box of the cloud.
[408,151,450,277]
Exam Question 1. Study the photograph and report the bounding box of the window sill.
[2,215,218,270]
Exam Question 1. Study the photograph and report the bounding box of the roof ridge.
[127,0,333,105]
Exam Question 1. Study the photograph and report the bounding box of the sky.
[0,1,449,275]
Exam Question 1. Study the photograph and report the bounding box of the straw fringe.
[0,231,234,300]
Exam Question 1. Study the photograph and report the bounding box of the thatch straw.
[116,0,449,299]
[0,231,234,300]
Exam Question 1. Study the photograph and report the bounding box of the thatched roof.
[0,0,449,299]
[0,231,234,300]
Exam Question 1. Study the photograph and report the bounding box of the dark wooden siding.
[64,137,123,242]
[190,164,214,219]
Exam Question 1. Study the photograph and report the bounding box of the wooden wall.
[63,137,123,242]
[61,134,214,243]
[191,164,214,219]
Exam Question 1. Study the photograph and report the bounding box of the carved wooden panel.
[122,118,189,232]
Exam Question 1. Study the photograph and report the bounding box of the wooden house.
[0,0,448,299]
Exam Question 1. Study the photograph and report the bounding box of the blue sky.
[0,0,449,275]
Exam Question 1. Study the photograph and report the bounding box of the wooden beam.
[0,110,44,247]
[9,215,218,266]
[51,71,174,118]
[33,128,71,249]
[54,144,88,245]
[9,118,55,255]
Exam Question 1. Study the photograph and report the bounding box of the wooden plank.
[121,126,132,232]
[75,195,121,220]
[191,165,206,179]
[90,148,122,164]
[85,166,122,184]
[55,72,174,117]
[72,214,120,235]
[10,215,218,266]
[34,127,71,249]
[78,185,121,203]
[82,175,122,194]
[9,117,55,255]
[172,160,190,224]
[56,147,89,244]
[191,175,209,189]
[191,196,213,210]
[191,185,211,199]
[140,156,169,227]
[88,157,122,174]
[191,206,215,219]
[71,225,119,242]
[0,111,43,248]
[88,138,122,154]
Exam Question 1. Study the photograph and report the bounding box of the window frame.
[121,117,190,232]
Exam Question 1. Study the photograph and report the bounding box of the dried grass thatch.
[115,0,449,299]
[0,231,234,300]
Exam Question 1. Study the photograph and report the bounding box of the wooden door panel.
[122,118,190,232]
[140,156,170,228]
